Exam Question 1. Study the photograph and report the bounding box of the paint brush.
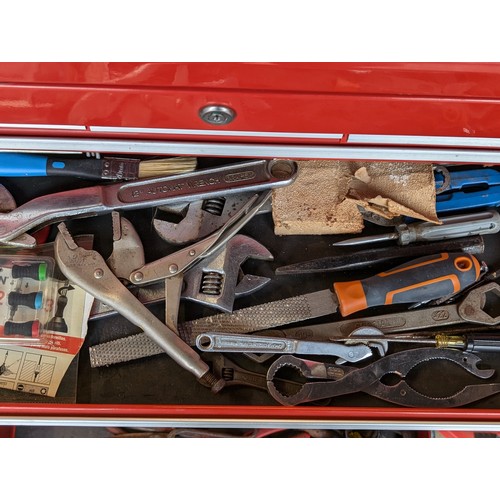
[0,153,197,180]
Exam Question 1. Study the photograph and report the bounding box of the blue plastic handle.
[437,185,500,213]
[0,153,49,176]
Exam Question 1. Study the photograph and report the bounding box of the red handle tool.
[333,252,481,316]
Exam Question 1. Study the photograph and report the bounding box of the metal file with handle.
[88,252,483,368]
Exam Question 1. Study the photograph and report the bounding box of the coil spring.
[221,368,234,381]
[200,272,224,295]
[202,198,226,216]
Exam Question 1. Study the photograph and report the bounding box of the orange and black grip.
[333,252,481,317]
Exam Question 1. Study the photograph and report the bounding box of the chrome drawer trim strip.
[348,133,500,148]
[2,416,500,431]
[2,136,500,163]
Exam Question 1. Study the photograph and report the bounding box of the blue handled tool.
[435,166,500,214]
[0,153,197,180]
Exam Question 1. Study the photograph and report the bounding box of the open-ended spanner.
[267,348,500,407]
[0,158,297,247]
[326,281,500,337]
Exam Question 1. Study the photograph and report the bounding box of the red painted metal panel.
[0,63,499,140]
[1,62,500,98]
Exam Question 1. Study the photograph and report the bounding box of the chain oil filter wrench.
[0,256,58,346]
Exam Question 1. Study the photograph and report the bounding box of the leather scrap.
[272,160,438,235]
[347,162,439,224]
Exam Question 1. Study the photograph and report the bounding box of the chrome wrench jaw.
[154,192,272,245]
[181,234,273,313]
[335,326,388,364]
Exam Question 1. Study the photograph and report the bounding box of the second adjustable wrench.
[181,234,273,313]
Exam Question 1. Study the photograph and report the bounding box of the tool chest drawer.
[3,63,500,431]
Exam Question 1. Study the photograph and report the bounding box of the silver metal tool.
[88,289,339,368]
[88,192,274,325]
[155,193,272,245]
[195,332,375,364]
[139,191,274,330]
[266,349,500,407]
[87,280,500,368]
[75,193,275,375]
[181,234,273,313]
[0,158,297,247]
[332,209,500,247]
[105,211,145,281]
[54,222,224,391]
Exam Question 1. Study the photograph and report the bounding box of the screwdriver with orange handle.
[331,252,482,316]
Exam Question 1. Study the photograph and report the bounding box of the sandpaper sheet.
[272,160,438,235]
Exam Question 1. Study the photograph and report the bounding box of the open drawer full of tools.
[1,152,500,411]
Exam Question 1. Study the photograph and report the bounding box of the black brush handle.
[47,157,140,180]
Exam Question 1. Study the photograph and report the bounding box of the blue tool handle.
[436,167,500,191]
[437,185,500,214]
[0,153,50,176]
[0,152,106,179]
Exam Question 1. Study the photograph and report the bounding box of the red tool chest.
[3,62,500,431]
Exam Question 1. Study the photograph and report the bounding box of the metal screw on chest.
[199,105,236,125]
[94,269,104,279]
[169,264,179,274]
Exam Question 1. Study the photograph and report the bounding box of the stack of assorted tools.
[2,157,500,409]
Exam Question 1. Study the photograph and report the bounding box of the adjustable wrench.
[181,234,273,313]
[155,193,272,245]
[195,332,375,364]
